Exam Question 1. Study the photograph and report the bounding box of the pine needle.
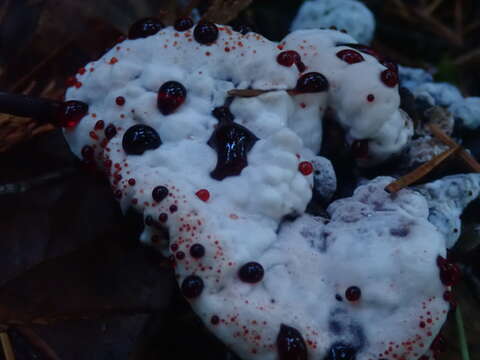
[456,305,471,360]
[0,332,15,360]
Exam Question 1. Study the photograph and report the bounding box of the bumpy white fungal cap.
[62,23,431,360]
[413,82,463,107]
[398,65,433,91]
[291,0,376,44]
[449,97,480,129]
[414,174,480,248]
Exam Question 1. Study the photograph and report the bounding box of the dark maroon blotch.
[276,324,308,360]
[174,17,194,31]
[181,275,204,298]
[128,18,164,39]
[193,22,219,44]
[152,186,169,202]
[296,72,329,93]
[437,256,461,286]
[190,243,206,258]
[208,122,258,180]
[122,124,161,155]
[105,124,117,139]
[238,262,264,283]
[380,69,398,88]
[345,286,361,302]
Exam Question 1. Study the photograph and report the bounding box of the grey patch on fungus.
[414,174,480,248]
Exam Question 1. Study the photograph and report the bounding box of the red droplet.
[94,120,105,130]
[298,161,313,176]
[128,178,136,186]
[170,204,178,213]
[114,189,123,198]
[78,67,86,75]
[380,69,398,87]
[56,101,89,128]
[66,76,77,87]
[159,213,168,222]
[196,189,210,202]
[367,94,375,102]
[109,57,119,64]
[277,50,306,72]
[336,49,365,64]
[419,321,426,328]
[116,96,126,106]
[176,251,186,260]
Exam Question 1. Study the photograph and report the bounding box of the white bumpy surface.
[291,0,376,44]
[63,24,453,360]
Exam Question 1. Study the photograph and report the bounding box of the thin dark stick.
[0,92,61,123]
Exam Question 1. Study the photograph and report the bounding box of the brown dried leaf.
[0,114,54,153]
[203,0,253,24]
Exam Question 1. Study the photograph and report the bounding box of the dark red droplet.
[339,43,380,58]
[367,94,375,102]
[276,324,308,360]
[174,17,194,31]
[170,204,178,213]
[94,120,105,130]
[158,81,187,115]
[152,186,169,202]
[159,213,168,222]
[351,140,369,159]
[296,72,329,93]
[233,23,252,35]
[208,122,258,180]
[238,262,264,283]
[105,124,117,139]
[211,315,220,325]
[190,243,205,258]
[336,49,364,64]
[122,124,161,155]
[277,51,305,72]
[181,275,204,298]
[298,161,313,176]
[437,256,461,286]
[196,189,210,202]
[128,18,164,39]
[116,96,125,106]
[419,321,426,328]
[345,286,361,302]
[114,189,123,198]
[193,22,219,45]
[128,178,136,186]
[171,243,178,252]
[81,145,94,160]
[176,251,186,260]
[56,100,89,128]
[380,69,398,87]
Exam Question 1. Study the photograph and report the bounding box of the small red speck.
[170,205,178,213]
[196,189,210,202]
[91,113,97,118]
[114,190,122,198]
[109,57,118,64]
[128,178,136,186]
[116,96,125,106]
[300,102,306,108]
[78,67,86,75]
[225,47,230,52]
[419,321,426,328]
[367,94,375,102]
[277,44,284,50]
[94,120,105,130]
[90,68,95,72]
[176,251,185,260]
[205,51,211,56]
[74,81,82,88]
[298,161,314,176]
[211,315,220,325]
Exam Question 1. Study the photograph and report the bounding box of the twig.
[385,145,460,193]
[454,47,480,66]
[412,7,463,47]
[428,124,480,172]
[456,305,471,360]
[425,0,444,15]
[0,332,15,360]
[0,92,61,122]
[13,327,61,360]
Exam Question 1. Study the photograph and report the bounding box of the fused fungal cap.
[291,0,376,44]
[62,24,441,360]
